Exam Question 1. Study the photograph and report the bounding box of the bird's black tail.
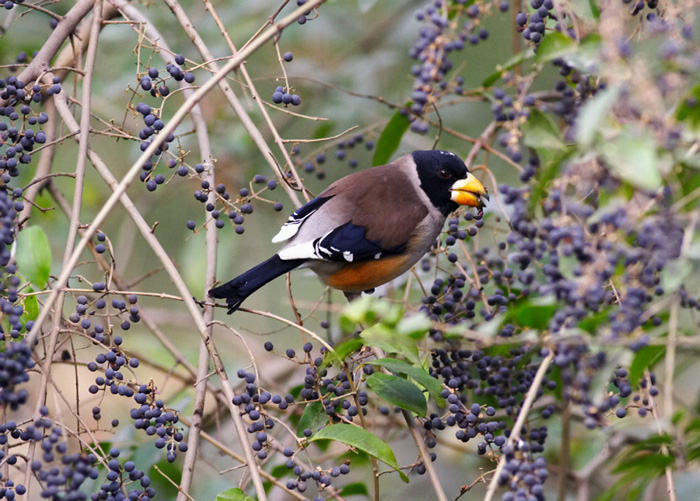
[209,255,304,314]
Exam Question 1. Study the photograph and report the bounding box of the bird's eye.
[438,169,451,179]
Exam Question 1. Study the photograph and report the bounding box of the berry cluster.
[71,293,187,460]
[497,445,548,501]
[230,342,366,495]
[0,340,33,409]
[0,407,157,499]
[131,57,200,192]
[130,389,188,463]
[515,0,562,46]
[186,172,286,233]
[624,0,660,18]
[139,56,195,100]
[91,447,156,501]
[272,85,302,107]
[0,0,24,10]
[70,293,141,337]
[0,188,32,411]
[424,345,552,481]
[134,102,176,192]
[295,0,317,25]
[408,0,509,133]
[297,135,375,180]
[1,74,54,179]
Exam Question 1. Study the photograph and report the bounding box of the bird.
[209,150,488,313]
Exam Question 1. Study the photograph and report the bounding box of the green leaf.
[311,121,334,140]
[676,83,700,127]
[310,424,408,482]
[326,337,365,364]
[149,457,182,499]
[505,296,557,330]
[613,451,673,473]
[395,313,432,338]
[361,324,420,363]
[340,296,386,330]
[536,32,577,63]
[588,0,600,18]
[600,477,648,501]
[16,226,52,287]
[269,463,291,480]
[372,111,410,166]
[297,401,327,437]
[482,47,535,87]
[528,150,569,212]
[371,358,445,407]
[562,34,601,74]
[629,434,673,452]
[339,482,370,496]
[601,130,662,191]
[483,342,522,359]
[21,287,39,322]
[578,309,611,334]
[672,408,686,425]
[366,372,427,416]
[661,258,692,293]
[216,488,252,501]
[629,345,665,387]
[522,108,566,152]
[575,87,619,148]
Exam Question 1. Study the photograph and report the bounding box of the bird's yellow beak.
[450,173,489,207]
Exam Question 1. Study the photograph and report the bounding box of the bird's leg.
[343,291,362,302]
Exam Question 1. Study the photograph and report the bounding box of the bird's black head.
[413,150,469,216]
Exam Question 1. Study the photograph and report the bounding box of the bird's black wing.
[312,222,407,262]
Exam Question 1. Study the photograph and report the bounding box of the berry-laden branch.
[51,90,268,498]
[160,0,308,209]
[28,4,326,499]
[482,349,554,501]
[102,1,221,496]
[24,1,104,495]
[8,0,94,103]
[25,0,325,350]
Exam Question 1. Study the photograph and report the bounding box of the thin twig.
[153,465,196,501]
[162,0,310,208]
[401,409,449,501]
[237,307,336,354]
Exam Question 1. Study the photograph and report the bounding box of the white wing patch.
[272,208,319,243]
[278,240,318,261]
[272,222,300,243]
